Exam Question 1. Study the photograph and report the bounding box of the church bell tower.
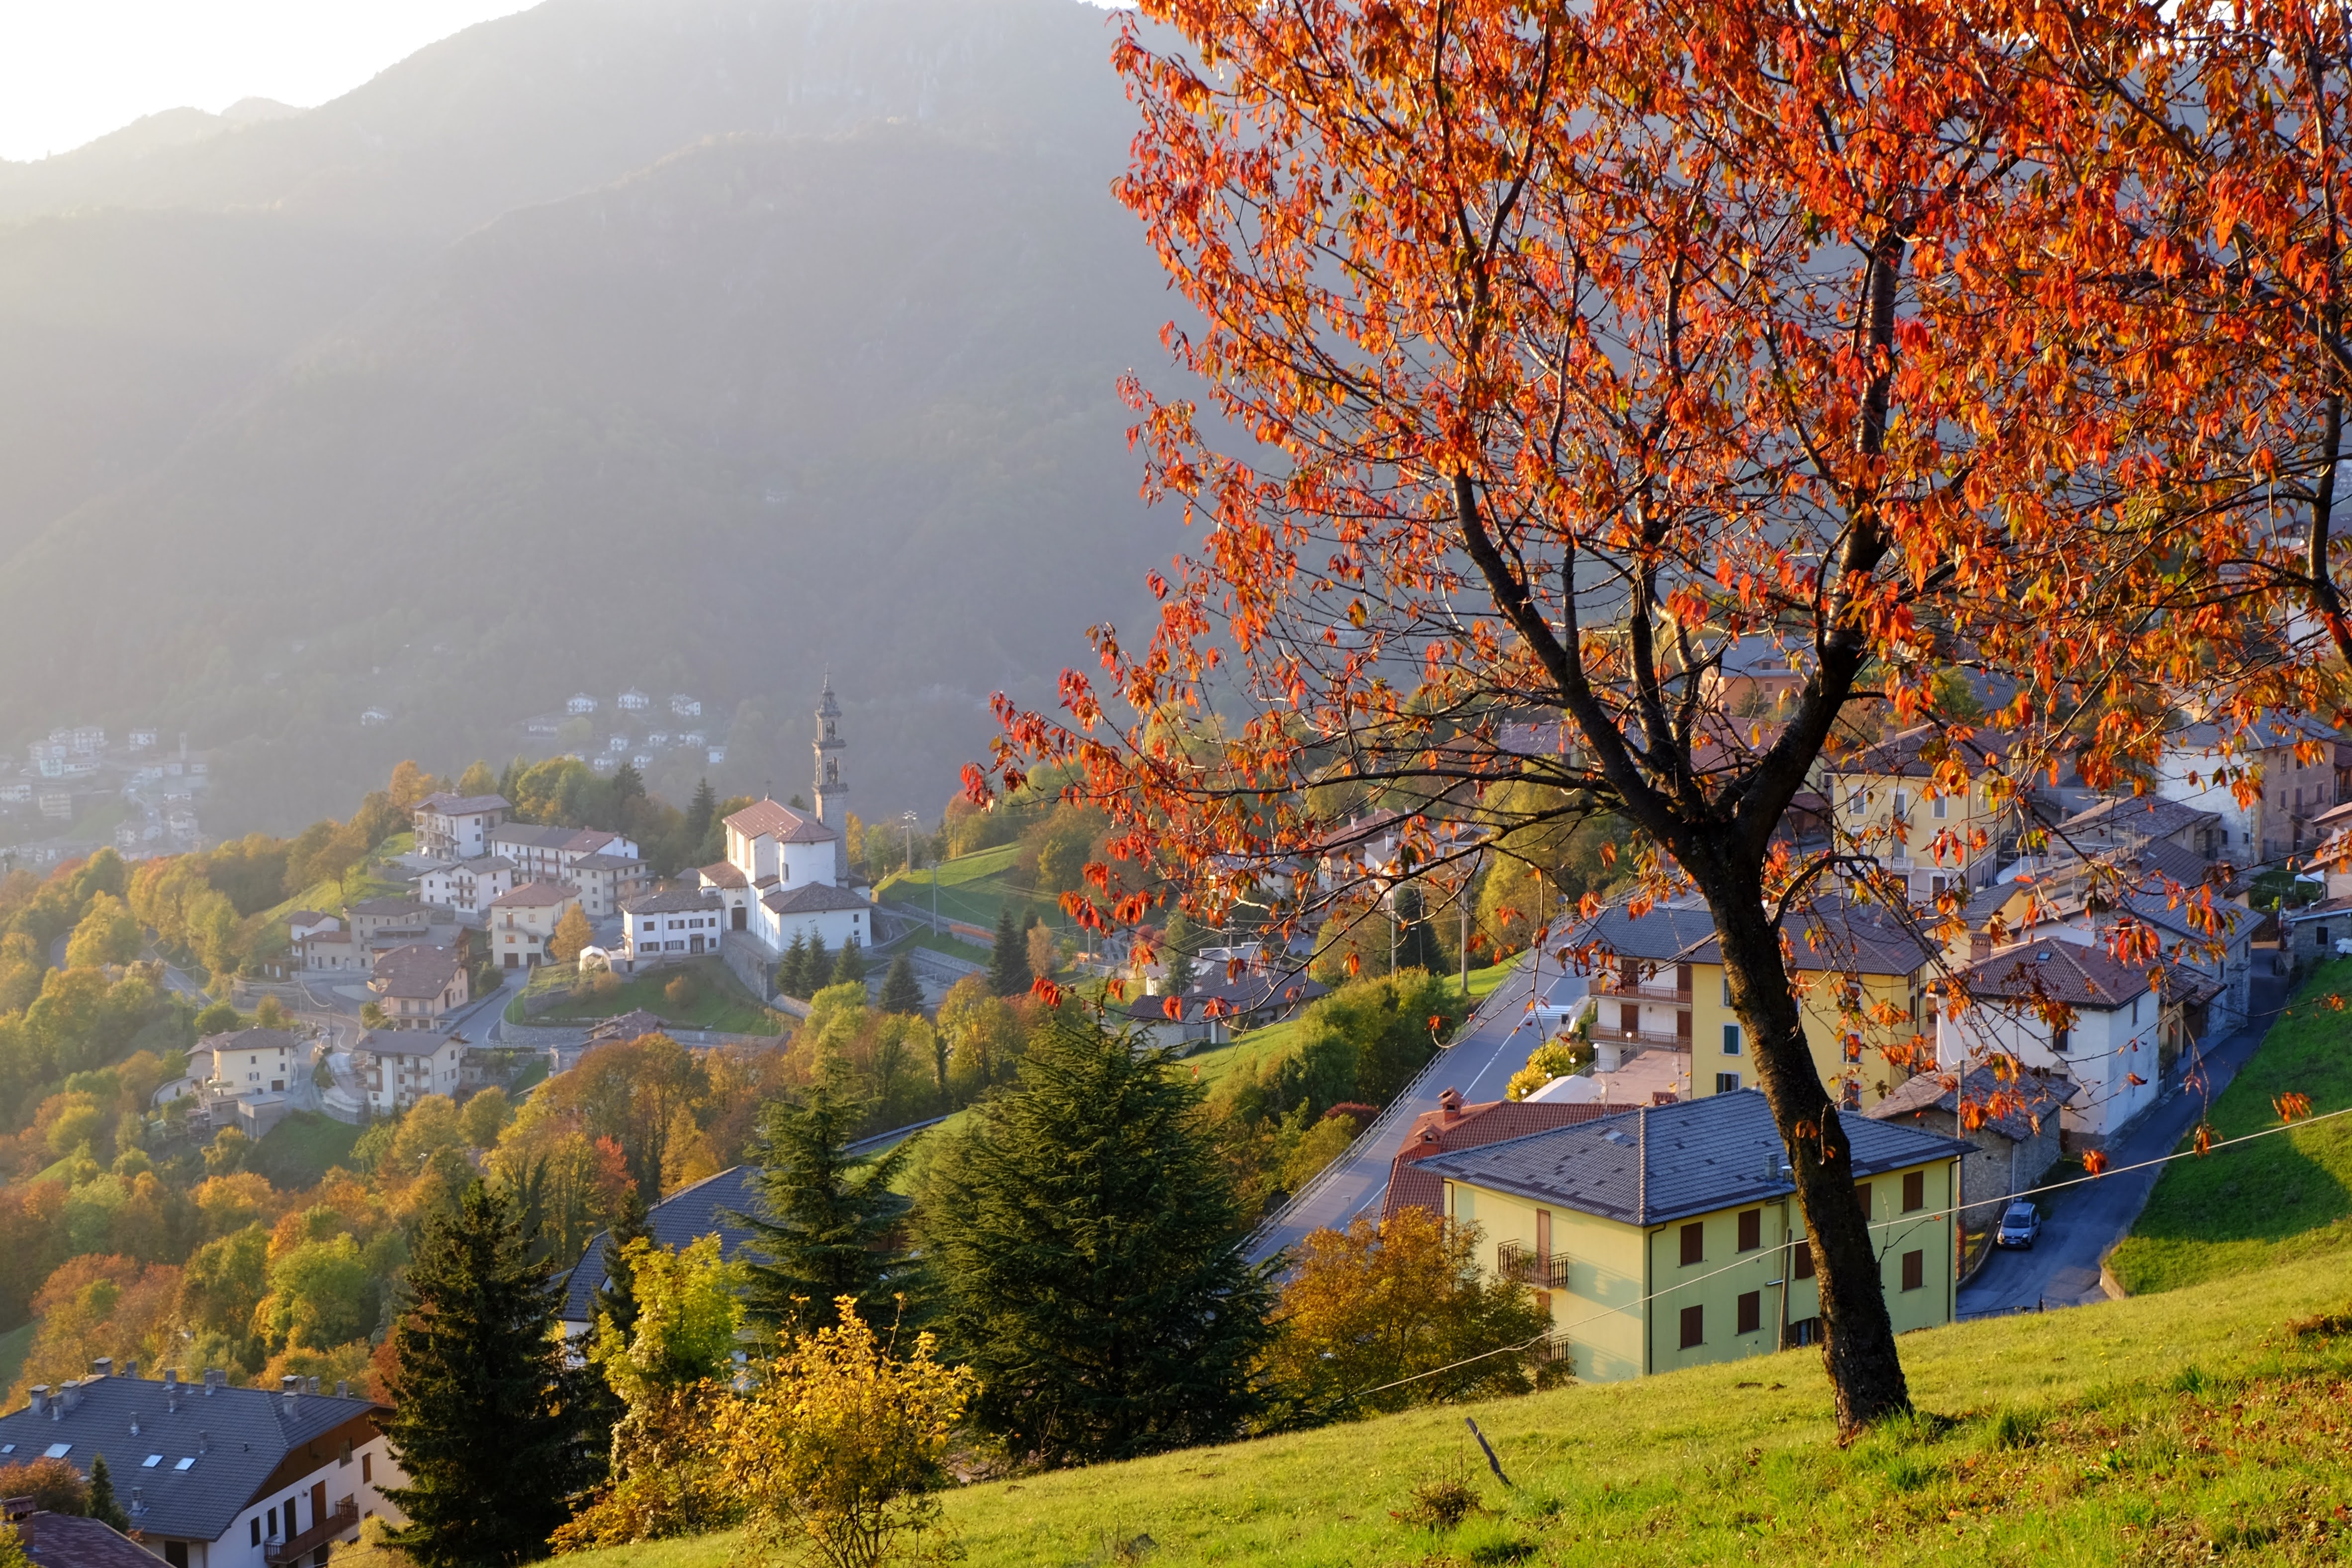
[814,678,849,882]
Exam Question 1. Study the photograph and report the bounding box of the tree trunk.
[1694,859,1910,1436]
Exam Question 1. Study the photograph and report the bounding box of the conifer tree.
[878,953,924,1016]
[828,937,868,989]
[383,1181,584,1568]
[988,906,1030,997]
[87,1454,129,1533]
[684,778,718,858]
[915,1011,1274,1465]
[775,932,808,1000]
[730,1086,913,1335]
[1162,912,1199,996]
[594,1186,653,1345]
[803,932,830,997]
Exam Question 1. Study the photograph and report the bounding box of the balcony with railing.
[1497,1241,1571,1290]
[265,1499,358,1565]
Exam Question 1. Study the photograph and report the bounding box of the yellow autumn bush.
[718,1299,977,1568]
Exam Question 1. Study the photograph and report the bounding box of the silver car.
[1996,1200,2041,1249]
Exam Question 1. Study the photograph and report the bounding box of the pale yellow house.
[1422,1091,1967,1382]
[1570,896,1935,1110]
[1819,726,2005,902]
[1680,900,1935,1109]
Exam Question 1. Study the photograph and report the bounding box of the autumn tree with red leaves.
[974,0,2333,1435]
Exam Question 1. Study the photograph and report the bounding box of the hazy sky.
[0,1,534,162]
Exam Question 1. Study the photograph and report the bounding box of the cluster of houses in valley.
[510,686,726,772]
[0,724,212,868]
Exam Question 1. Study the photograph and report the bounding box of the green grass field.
[0,1319,33,1399]
[2106,958,2352,1296]
[251,1111,365,1187]
[901,928,995,968]
[557,1250,2352,1568]
[507,958,788,1036]
[877,844,1045,932]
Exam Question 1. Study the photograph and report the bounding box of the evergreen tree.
[803,932,830,996]
[988,906,1031,997]
[1162,912,1198,996]
[383,1181,585,1568]
[731,1086,914,1335]
[684,778,718,856]
[593,1186,653,1345]
[915,1011,1275,1466]
[87,1454,129,1533]
[829,937,868,989]
[775,932,809,1000]
[1392,883,1445,974]
[879,953,924,1015]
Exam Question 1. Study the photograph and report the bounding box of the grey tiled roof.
[558,1165,768,1325]
[0,1375,379,1546]
[622,889,722,917]
[761,882,868,915]
[1418,1089,1972,1226]
[1557,897,1719,963]
[18,1510,169,1568]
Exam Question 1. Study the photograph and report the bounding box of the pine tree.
[383,1181,585,1568]
[1392,883,1445,974]
[829,937,868,989]
[776,932,809,1000]
[879,954,924,1015]
[915,1011,1274,1465]
[803,932,831,996]
[87,1453,129,1533]
[1162,912,1198,996]
[593,1186,653,1345]
[684,778,718,858]
[731,1086,913,1335]
[988,906,1030,997]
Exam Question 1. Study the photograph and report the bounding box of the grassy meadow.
[552,1250,2352,1568]
[2106,957,2352,1295]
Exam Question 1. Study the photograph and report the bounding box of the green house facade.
[1422,1090,1971,1383]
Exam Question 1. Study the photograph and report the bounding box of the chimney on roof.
[281,1375,300,1413]
[198,1431,211,1455]
[163,1369,178,1387]
[60,1380,82,1413]
[306,1378,319,1395]
[28,1385,46,1415]
[91,1358,111,1379]
[1438,1088,1463,1118]
[204,1368,221,1394]
[129,1485,145,1518]
[335,1382,350,1399]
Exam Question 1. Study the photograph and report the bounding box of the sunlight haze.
[0,0,533,162]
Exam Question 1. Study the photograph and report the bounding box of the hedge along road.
[1245,954,1590,1264]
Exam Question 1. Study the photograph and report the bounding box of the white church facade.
[617,681,870,970]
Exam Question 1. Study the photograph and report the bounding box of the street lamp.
[901,811,933,933]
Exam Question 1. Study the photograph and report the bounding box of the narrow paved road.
[1245,955,1590,1262]
[1957,961,2286,1317]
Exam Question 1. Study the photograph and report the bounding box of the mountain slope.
[0,0,1187,830]
[0,122,1179,829]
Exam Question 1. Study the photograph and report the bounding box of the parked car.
[1996,1200,2041,1249]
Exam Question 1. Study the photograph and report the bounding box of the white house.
[619,888,730,965]
[0,1367,406,1568]
[671,694,702,718]
[416,856,519,915]
[354,1030,466,1112]
[568,692,599,716]
[2156,716,2344,863]
[618,688,650,712]
[1937,937,2169,1149]
[285,911,339,943]
[566,852,646,918]
[412,792,509,861]
[202,1028,298,1094]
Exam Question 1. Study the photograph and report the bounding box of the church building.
[618,681,870,969]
